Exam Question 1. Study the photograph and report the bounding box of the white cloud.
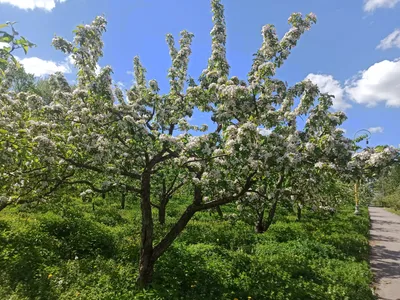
[364,0,400,11]
[18,57,71,77]
[0,0,67,11]
[377,29,400,50]
[305,74,351,111]
[368,126,384,133]
[345,59,400,107]
[0,42,10,49]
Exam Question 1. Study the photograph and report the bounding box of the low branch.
[64,180,114,194]
[167,181,185,199]
[151,171,257,261]
[150,202,160,209]
[181,154,228,167]
[247,189,268,200]
[146,105,156,131]
[197,172,257,210]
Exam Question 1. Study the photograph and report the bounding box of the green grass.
[0,197,374,299]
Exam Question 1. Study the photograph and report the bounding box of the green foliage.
[8,66,36,93]
[38,211,116,259]
[0,22,35,76]
[6,65,56,103]
[373,164,400,210]
[179,220,257,252]
[0,200,374,299]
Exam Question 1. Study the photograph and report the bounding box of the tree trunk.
[263,175,285,231]
[158,200,167,225]
[157,178,169,225]
[297,204,302,221]
[255,208,266,233]
[216,205,223,218]
[121,193,126,209]
[264,198,279,231]
[136,170,254,287]
[137,171,155,288]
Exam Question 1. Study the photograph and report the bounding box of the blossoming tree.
[236,95,354,232]
[347,145,399,214]
[0,0,360,287]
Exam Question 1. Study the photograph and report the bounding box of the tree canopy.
[0,0,398,288]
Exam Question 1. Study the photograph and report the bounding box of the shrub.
[0,204,374,299]
[39,211,116,259]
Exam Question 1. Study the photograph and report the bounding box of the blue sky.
[1,0,400,147]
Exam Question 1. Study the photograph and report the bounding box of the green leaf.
[22,44,29,54]
[0,35,12,43]
[0,24,8,29]
[11,56,20,68]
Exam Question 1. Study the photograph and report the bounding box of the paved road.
[369,207,400,300]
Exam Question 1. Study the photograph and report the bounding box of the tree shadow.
[370,233,399,244]
[370,245,400,282]
[371,219,400,227]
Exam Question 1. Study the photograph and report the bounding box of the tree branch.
[197,171,257,210]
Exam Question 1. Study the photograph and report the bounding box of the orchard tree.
[373,161,400,208]
[0,74,78,211]
[0,0,346,288]
[0,23,38,211]
[347,145,399,213]
[236,97,353,232]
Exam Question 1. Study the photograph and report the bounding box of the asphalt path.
[369,207,400,300]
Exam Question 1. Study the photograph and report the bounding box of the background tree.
[370,152,400,208]
[346,145,399,213]
[237,96,353,232]
[8,66,36,93]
